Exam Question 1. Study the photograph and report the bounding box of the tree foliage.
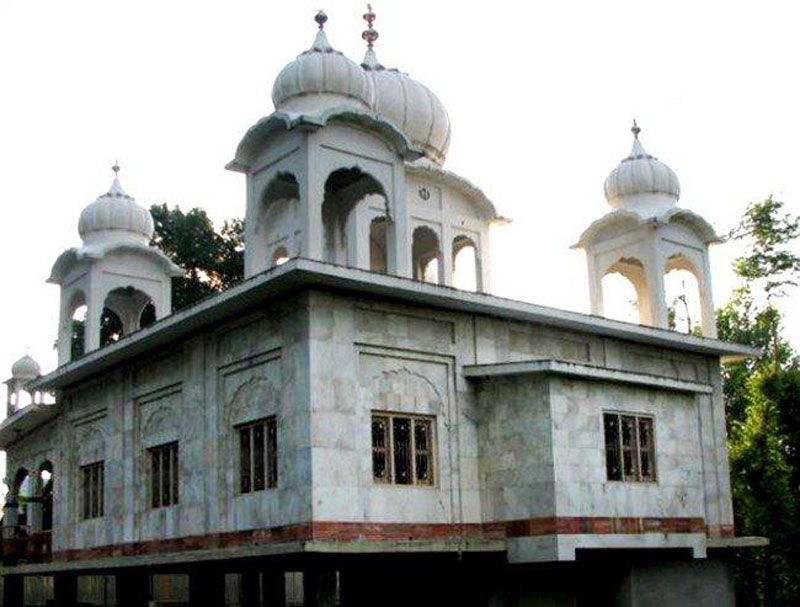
[717,196,800,606]
[149,204,244,311]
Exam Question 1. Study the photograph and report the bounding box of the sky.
[1,0,799,411]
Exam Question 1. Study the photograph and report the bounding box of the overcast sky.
[1,0,799,404]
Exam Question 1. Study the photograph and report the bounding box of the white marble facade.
[0,11,753,607]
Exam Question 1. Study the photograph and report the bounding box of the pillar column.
[2,498,19,565]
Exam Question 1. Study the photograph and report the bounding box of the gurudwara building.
[0,8,762,607]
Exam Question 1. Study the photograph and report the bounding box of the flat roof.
[31,258,760,391]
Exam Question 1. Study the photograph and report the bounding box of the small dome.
[78,167,154,246]
[272,12,373,114]
[11,355,40,380]
[604,122,680,213]
[358,5,451,166]
[366,65,451,166]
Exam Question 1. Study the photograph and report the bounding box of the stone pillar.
[27,472,44,533]
[262,570,286,605]
[241,571,260,607]
[2,498,19,565]
[116,570,150,607]
[3,574,23,606]
[53,572,78,607]
[189,567,225,607]
[304,569,337,607]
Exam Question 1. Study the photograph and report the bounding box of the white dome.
[272,13,373,114]
[78,172,154,246]
[362,49,451,166]
[604,124,680,213]
[11,355,40,380]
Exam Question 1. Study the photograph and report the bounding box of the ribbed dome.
[362,48,451,166]
[272,12,373,114]
[11,355,40,380]
[78,171,154,246]
[604,123,680,212]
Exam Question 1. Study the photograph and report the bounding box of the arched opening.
[412,226,442,284]
[139,302,156,329]
[101,286,155,346]
[256,173,300,275]
[272,246,290,267]
[322,167,387,266]
[69,292,88,361]
[665,255,703,335]
[263,172,300,204]
[370,217,389,274]
[39,461,53,532]
[13,468,31,527]
[602,257,646,324]
[452,235,479,291]
[100,308,124,347]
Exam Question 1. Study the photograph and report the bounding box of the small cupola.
[603,121,680,215]
[77,163,155,246]
[271,10,374,114]
[5,355,42,416]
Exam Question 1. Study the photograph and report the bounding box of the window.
[371,413,435,486]
[149,443,179,508]
[604,413,656,482]
[239,417,278,494]
[80,461,104,519]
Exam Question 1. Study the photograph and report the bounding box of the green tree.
[149,204,244,311]
[717,196,800,606]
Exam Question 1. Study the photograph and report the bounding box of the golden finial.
[362,4,378,48]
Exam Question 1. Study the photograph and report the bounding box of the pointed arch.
[322,166,389,267]
[412,226,442,284]
[601,256,648,325]
[665,253,704,335]
[452,234,481,291]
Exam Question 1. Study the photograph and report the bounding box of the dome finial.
[112,160,120,176]
[362,4,378,48]
[631,119,641,140]
[360,4,384,70]
[315,9,328,29]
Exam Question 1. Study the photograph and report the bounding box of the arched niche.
[412,226,442,284]
[321,166,389,266]
[101,286,155,346]
[665,254,704,335]
[601,256,647,324]
[452,235,480,291]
